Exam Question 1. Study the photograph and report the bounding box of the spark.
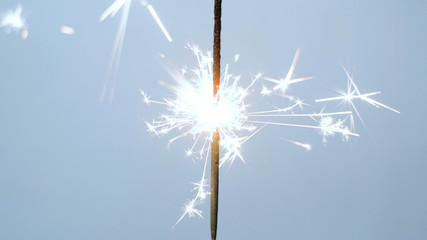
[234,54,240,62]
[173,145,210,228]
[99,0,127,22]
[0,4,28,39]
[285,139,312,151]
[21,29,28,39]
[263,49,314,95]
[316,66,400,123]
[143,45,375,226]
[60,26,75,35]
[146,4,173,42]
[100,0,131,103]
[261,85,272,96]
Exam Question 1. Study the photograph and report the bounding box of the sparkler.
[99,0,172,102]
[141,43,388,230]
[142,46,400,234]
[211,1,222,238]
[140,2,399,238]
[0,4,28,39]
[0,0,401,238]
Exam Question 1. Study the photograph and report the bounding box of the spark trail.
[100,0,172,102]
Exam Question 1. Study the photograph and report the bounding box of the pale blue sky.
[0,0,426,239]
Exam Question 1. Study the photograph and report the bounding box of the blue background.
[0,0,425,239]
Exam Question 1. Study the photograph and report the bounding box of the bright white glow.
[0,5,27,38]
[147,5,173,42]
[60,26,75,35]
[144,44,253,166]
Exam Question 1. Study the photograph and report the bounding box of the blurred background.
[0,0,425,239]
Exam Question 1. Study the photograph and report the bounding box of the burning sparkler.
[100,0,173,102]
[141,45,380,229]
[140,2,398,238]
[0,4,28,39]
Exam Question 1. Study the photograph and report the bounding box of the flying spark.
[263,49,314,95]
[284,139,312,151]
[234,54,240,62]
[141,45,387,226]
[316,66,400,124]
[146,4,173,42]
[60,26,75,35]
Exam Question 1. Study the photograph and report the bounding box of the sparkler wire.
[211,1,222,239]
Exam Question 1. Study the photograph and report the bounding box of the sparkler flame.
[142,46,389,226]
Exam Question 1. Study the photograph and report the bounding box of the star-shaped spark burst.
[100,0,173,102]
[141,45,395,226]
[262,49,314,95]
[315,66,400,126]
[0,4,28,39]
